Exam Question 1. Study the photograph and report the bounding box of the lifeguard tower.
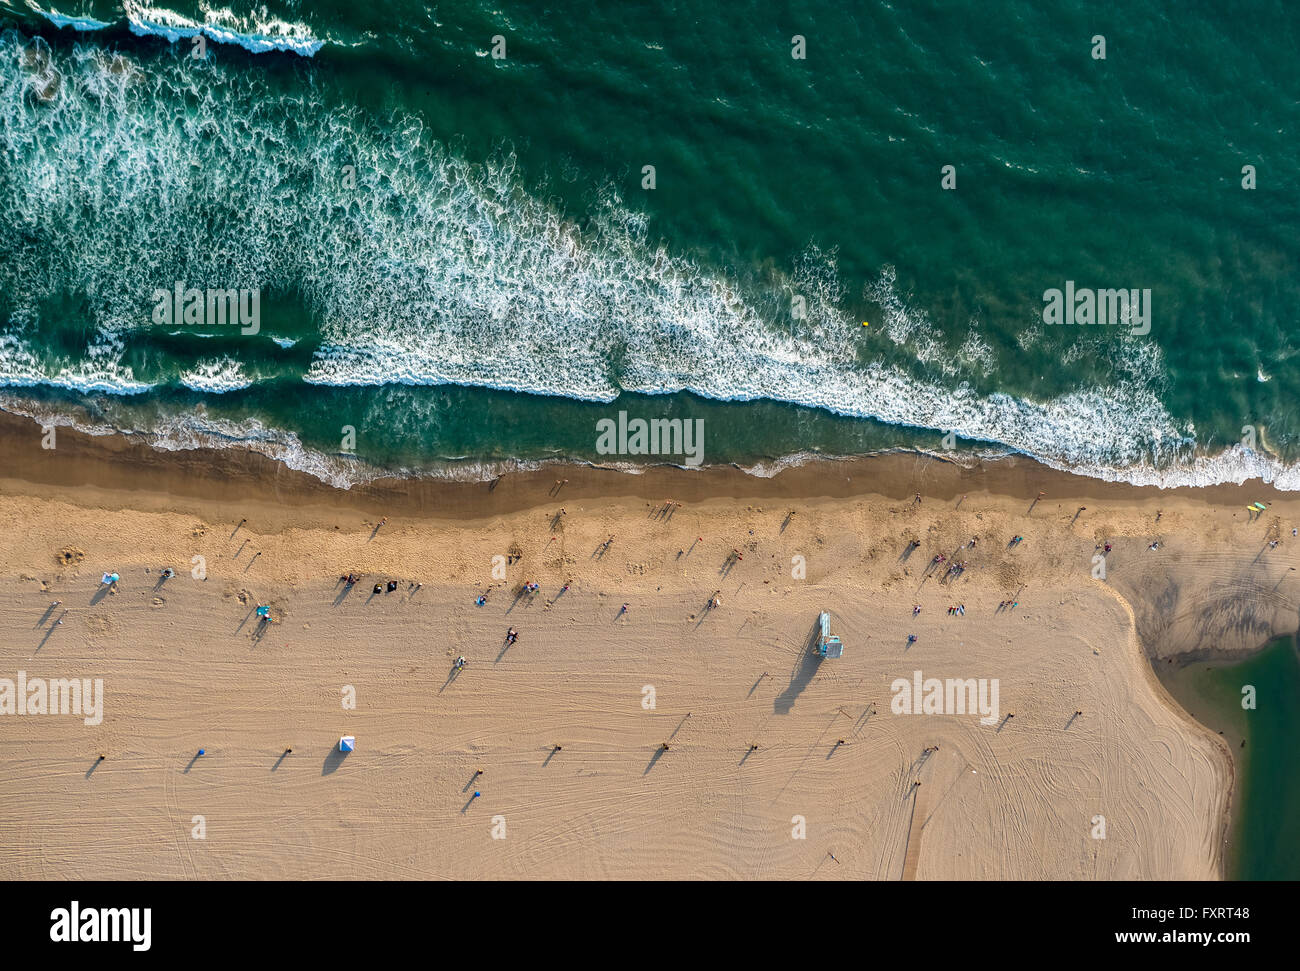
[816,611,843,658]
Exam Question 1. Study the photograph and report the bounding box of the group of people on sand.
[947,604,966,616]
[339,573,409,595]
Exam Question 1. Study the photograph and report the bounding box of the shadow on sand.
[322,747,349,775]
[773,619,825,714]
[643,746,667,775]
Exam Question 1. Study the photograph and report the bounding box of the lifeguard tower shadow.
[773,618,827,714]
[322,746,349,776]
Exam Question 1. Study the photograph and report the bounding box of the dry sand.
[3,414,1297,879]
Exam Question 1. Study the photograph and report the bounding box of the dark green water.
[0,0,1297,486]
[1162,638,1300,880]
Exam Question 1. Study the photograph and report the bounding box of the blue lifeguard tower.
[816,611,843,659]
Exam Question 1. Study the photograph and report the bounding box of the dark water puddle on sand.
[1160,637,1300,880]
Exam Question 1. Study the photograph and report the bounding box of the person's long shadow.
[85,757,103,779]
[271,750,291,772]
[322,747,348,775]
[333,581,356,607]
[235,607,256,634]
[35,603,57,627]
[694,601,717,630]
[643,746,667,775]
[439,667,462,694]
[496,637,514,663]
[773,621,825,714]
[89,584,112,606]
[35,619,61,652]
[543,746,560,767]
[183,751,202,774]
[506,587,527,614]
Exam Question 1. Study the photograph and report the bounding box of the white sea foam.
[0,334,154,394]
[3,33,1299,491]
[30,5,112,31]
[19,2,325,55]
[179,356,253,393]
[123,2,324,56]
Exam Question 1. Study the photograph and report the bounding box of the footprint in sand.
[56,546,85,567]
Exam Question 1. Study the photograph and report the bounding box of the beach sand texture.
[3,416,1291,879]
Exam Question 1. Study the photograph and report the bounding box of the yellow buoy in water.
[861,320,870,327]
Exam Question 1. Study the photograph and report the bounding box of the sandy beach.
[5,413,1297,879]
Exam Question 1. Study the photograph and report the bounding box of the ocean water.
[0,0,1297,486]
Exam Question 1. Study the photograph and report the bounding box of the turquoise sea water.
[0,0,1296,485]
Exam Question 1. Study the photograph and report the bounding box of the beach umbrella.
[339,736,355,752]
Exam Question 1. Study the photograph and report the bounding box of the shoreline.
[3,408,1292,877]
[1,407,1292,524]
[4,407,1296,667]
